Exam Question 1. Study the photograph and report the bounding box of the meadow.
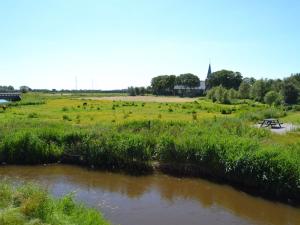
[0,93,300,203]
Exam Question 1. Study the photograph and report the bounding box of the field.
[0,93,300,203]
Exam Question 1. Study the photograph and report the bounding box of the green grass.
[0,182,110,225]
[1,93,300,203]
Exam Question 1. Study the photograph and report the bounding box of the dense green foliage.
[250,79,268,102]
[175,73,200,88]
[264,91,283,106]
[151,75,176,95]
[0,182,109,225]
[207,86,232,104]
[238,81,251,99]
[0,86,14,92]
[282,80,299,104]
[151,73,200,96]
[127,86,149,96]
[205,71,299,105]
[206,70,243,90]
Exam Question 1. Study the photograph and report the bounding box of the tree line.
[0,85,32,93]
[206,70,300,105]
[129,69,300,105]
[128,73,200,96]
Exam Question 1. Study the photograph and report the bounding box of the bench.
[259,119,283,128]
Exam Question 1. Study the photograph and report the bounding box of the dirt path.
[83,96,198,103]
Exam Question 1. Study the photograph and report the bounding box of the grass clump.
[62,115,72,121]
[0,131,62,164]
[0,182,110,225]
[28,113,38,118]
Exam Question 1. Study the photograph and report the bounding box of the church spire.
[207,63,212,78]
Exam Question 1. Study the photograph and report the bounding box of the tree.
[267,79,283,92]
[207,87,217,102]
[127,86,136,96]
[19,86,31,93]
[139,87,146,95]
[228,88,238,99]
[238,81,251,99]
[243,77,256,85]
[0,85,14,92]
[207,86,231,104]
[175,73,200,88]
[264,91,283,106]
[282,81,299,104]
[134,87,140,96]
[146,86,152,94]
[206,70,243,90]
[250,80,267,102]
[151,75,176,95]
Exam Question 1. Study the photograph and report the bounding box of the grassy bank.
[0,118,299,203]
[0,182,110,225]
[0,94,300,204]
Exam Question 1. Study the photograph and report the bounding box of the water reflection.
[0,165,299,225]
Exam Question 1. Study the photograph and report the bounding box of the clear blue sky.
[1,0,300,90]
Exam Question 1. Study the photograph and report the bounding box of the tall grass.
[0,182,110,225]
[239,107,287,121]
[0,118,299,202]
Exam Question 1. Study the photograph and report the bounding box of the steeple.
[207,63,212,78]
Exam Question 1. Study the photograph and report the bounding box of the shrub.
[192,112,197,121]
[62,115,72,121]
[264,91,283,106]
[28,113,38,118]
[292,105,300,111]
[207,86,232,104]
[62,106,68,111]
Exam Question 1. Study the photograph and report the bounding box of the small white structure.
[174,81,206,96]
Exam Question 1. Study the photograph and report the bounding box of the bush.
[264,91,283,106]
[207,86,232,104]
[292,105,300,112]
[28,113,38,118]
[62,115,72,121]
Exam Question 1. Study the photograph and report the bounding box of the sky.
[1,0,300,90]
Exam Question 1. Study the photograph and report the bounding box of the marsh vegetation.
[0,93,300,204]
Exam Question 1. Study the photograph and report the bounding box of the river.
[0,165,299,225]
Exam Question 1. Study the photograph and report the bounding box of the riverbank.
[0,118,300,205]
[0,182,110,225]
[1,164,300,225]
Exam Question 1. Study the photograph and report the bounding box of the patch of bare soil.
[83,96,198,103]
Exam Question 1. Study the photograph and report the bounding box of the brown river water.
[0,165,299,225]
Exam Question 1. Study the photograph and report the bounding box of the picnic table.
[259,118,283,128]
